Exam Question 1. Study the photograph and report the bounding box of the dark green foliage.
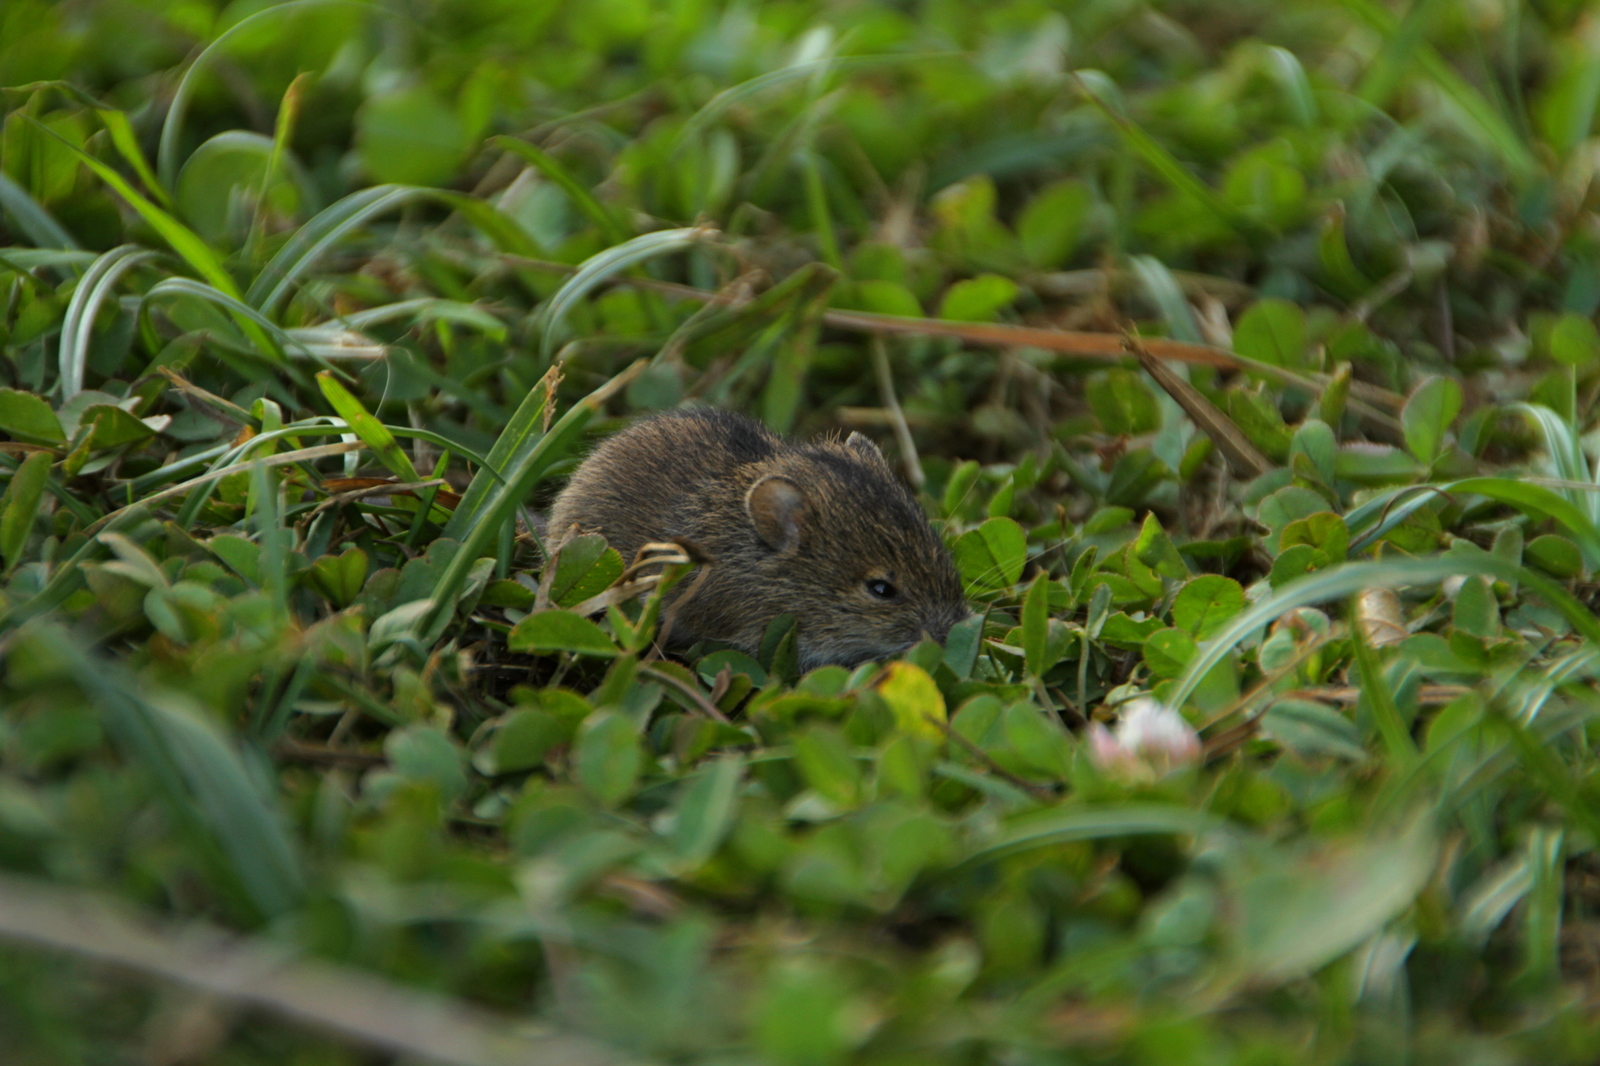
[6,1,1600,1064]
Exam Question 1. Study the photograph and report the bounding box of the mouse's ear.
[745,475,806,552]
[845,431,890,468]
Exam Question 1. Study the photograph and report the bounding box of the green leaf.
[1002,702,1071,778]
[1133,512,1188,580]
[1452,575,1500,638]
[1021,572,1051,677]
[938,274,1019,323]
[1018,179,1092,268]
[1233,299,1308,369]
[1,451,53,571]
[943,614,985,680]
[1143,627,1198,679]
[487,708,570,775]
[507,610,620,658]
[1231,815,1436,980]
[575,712,642,808]
[0,388,65,444]
[1401,376,1462,464]
[175,130,299,243]
[1525,534,1583,578]
[1550,312,1600,367]
[669,755,744,866]
[1171,575,1245,639]
[84,405,157,449]
[308,547,368,608]
[386,725,468,803]
[1280,512,1350,562]
[794,726,863,808]
[1260,699,1366,761]
[548,534,626,607]
[1087,369,1161,436]
[357,85,471,188]
[942,460,980,518]
[953,516,1027,593]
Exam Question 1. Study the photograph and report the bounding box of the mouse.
[545,408,970,672]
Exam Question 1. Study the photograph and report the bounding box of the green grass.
[5,1,1600,1063]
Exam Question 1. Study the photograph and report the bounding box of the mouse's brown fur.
[546,409,970,671]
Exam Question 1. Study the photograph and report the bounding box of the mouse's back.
[546,409,969,670]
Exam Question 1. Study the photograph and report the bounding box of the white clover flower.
[1088,697,1201,779]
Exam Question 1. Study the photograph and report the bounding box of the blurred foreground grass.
[7,0,1600,1063]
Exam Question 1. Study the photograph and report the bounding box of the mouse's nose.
[923,609,973,645]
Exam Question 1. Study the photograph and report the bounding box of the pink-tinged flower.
[1088,698,1201,779]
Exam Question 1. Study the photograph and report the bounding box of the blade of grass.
[157,0,385,191]
[954,804,1229,869]
[50,629,303,919]
[537,227,716,357]
[1170,555,1600,711]
[316,371,421,482]
[439,370,550,542]
[0,172,79,249]
[247,184,431,312]
[59,245,162,398]
[419,362,645,645]
[1348,605,1421,773]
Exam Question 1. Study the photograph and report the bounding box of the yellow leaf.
[876,662,946,742]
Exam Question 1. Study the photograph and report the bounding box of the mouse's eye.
[866,579,898,600]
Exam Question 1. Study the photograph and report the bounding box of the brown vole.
[546,409,970,671]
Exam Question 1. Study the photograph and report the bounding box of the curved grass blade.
[675,53,953,151]
[419,362,645,644]
[1262,46,1318,126]
[59,245,162,398]
[0,172,79,249]
[1345,476,1600,566]
[158,0,385,191]
[1514,402,1597,523]
[247,184,428,312]
[337,297,506,339]
[536,227,715,356]
[141,277,306,369]
[26,118,239,296]
[245,184,536,316]
[1169,556,1600,711]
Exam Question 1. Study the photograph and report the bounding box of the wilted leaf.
[876,661,947,742]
